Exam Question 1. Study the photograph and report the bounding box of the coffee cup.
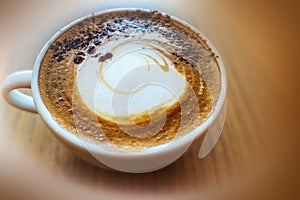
[2,8,226,173]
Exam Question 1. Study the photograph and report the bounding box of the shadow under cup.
[4,8,227,173]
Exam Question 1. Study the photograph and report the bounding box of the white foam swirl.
[76,39,187,124]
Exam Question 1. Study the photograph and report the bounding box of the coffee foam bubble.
[76,39,187,124]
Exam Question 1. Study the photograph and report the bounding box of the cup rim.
[31,8,227,158]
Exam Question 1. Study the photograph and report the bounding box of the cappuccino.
[38,10,215,151]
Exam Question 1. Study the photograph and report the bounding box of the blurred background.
[0,0,299,199]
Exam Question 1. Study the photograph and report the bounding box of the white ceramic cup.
[1,8,227,173]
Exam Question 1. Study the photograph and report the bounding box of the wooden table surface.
[1,0,299,200]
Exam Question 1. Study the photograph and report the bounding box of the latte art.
[77,39,187,125]
[38,10,215,151]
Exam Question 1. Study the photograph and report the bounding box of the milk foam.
[76,39,187,123]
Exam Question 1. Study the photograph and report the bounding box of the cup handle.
[2,70,37,113]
